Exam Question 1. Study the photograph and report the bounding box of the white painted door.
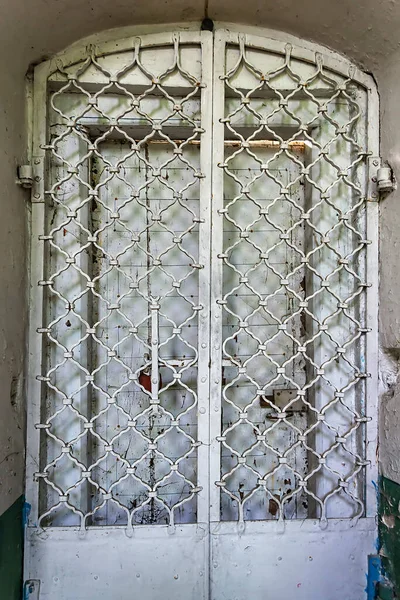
[25,27,378,600]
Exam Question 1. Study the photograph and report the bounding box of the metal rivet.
[199,407,206,414]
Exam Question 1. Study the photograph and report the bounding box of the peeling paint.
[379,477,400,598]
[366,555,381,600]
[22,502,31,528]
[379,349,400,487]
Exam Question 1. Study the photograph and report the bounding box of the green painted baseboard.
[0,495,24,600]
[380,476,400,598]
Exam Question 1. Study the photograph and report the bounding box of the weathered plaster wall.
[0,56,27,598]
[4,0,400,73]
[0,59,28,518]
[377,48,400,487]
[379,49,400,354]
[376,47,400,597]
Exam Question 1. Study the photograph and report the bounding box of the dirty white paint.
[25,518,376,600]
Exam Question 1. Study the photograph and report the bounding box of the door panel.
[25,31,212,600]
[209,29,377,599]
[37,35,211,531]
[27,526,208,600]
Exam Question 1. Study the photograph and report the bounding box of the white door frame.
[24,23,379,600]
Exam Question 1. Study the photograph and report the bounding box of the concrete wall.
[1,0,400,594]
[378,49,400,484]
[0,60,28,516]
[0,56,28,600]
[375,49,400,598]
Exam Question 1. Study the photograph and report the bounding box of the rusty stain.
[269,498,279,516]
[138,371,151,394]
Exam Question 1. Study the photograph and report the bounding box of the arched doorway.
[24,25,379,599]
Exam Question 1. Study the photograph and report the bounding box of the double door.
[24,28,378,599]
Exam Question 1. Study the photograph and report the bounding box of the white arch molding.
[24,24,379,600]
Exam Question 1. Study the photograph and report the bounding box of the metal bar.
[217,27,375,89]
[365,83,380,518]
[25,60,51,527]
[66,134,307,149]
[77,135,92,519]
[196,29,213,530]
[197,30,213,600]
[43,135,307,149]
[209,30,226,525]
[150,301,160,404]
[47,30,205,75]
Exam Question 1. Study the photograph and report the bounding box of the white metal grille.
[211,36,371,522]
[34,36,210,529]
[28,30,377,533]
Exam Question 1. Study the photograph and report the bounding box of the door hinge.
[369,157,395,200]
[24,579,40,600]
[377,166,395,194]
[16,165,33,189]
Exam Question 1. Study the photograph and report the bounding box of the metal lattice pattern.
[31,32,374,531]
[36,37,205,529]
[215,39,370,522]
